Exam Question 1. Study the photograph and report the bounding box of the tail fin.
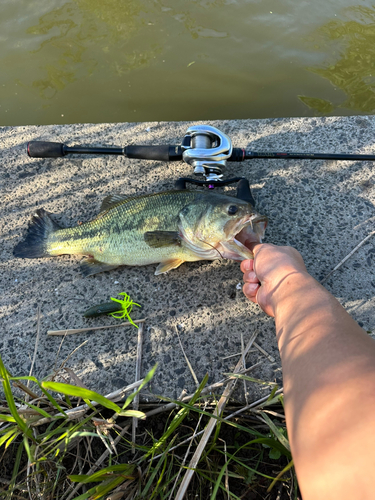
[13,208,61,259]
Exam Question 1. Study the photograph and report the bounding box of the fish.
[13,190,267,276]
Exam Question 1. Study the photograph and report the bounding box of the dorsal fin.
[100,194,131,212]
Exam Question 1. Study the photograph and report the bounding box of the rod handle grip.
[28,141,65,158]
[124,145,181,161]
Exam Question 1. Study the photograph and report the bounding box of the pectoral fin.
[155,259,184,275]
[144,231,181,248]
[80,258,119,277]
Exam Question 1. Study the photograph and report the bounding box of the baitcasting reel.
[177,125,254,205]
[180,124,232,182]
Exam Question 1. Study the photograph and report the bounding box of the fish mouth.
[219,215,268,261]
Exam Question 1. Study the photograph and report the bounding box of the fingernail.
[245,283,258,293]
[243,283,259,297]
[242,260,252,271]
[248,271,257,281]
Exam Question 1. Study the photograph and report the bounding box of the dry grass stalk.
[241,333,248,405]
[218,438,230,499]
[167,402,208,500]
[253,341,275,362]
[236,362,262,376]
[64,367,90,389]
[178,389,188,400]
[54,340,90,377]
[321,230,375,284]
[27,306,41,390]
[12,381,39,400]
[132,323,144,453]
[353,215,375,230]
[175,379,237,499]
[176,328,199,386]
[226,387,284,419]
[221,349,256,360]
[47,318,146,336]
[106,478,138,500]
[175,331,258,499]
[256,409,286,419]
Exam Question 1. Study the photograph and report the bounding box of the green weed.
[0,355,297,499]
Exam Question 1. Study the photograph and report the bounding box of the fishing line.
[198,239,224,259]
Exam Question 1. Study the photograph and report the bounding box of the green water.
[1,0,375,125]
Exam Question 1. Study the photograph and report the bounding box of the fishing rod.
[27,124,375,205]
[28,125,375,169]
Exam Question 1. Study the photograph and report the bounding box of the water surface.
[1,0,375,125]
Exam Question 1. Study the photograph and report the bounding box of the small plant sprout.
[109,292,141,328]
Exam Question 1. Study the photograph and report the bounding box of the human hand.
[241,244,308,317]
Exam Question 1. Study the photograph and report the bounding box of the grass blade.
[42,382,122,413]
[267,459,294,492]
[69,464,135,484]
[5,431,21,449]
[121,364,157,410]
[0,428,18,447]
[0,359,32,439]
[8,440,24,497]
[141,438,177,498]
[0,414,16,423]
[146,373,209,458]
[259,411,290,452]
[72,475,130,500]
[119,409,146,419]
[210,460,229,500]
[11,375,68,415]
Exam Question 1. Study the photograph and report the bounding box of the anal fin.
[155,259,184,275]
[80,258,119,277]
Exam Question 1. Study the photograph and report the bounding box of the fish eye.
[227,205,238,215]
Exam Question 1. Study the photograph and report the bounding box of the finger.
[240,259,254,273]
[243,282,260,300]
[243,270,259,283]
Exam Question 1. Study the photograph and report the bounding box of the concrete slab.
[1,117,374,401]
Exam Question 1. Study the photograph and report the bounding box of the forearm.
[274,274,375,500]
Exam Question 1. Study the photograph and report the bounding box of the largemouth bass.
[13,190,267,276]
